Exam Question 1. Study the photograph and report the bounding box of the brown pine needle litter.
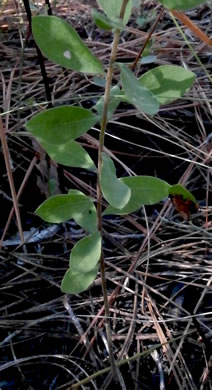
[0,1,212,389]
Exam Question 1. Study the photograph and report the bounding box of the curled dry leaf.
[169,194,198,220]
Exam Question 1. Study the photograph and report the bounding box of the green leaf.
[101,152,131,209]
[140,55,157,65]
[68,189,90,196]
[35,192,97,233]
[61,265,99,294]
[92,9,113,30]
[139,65,195,104]
[32,15,103,74]
[94,85,121,120]
[168,184,197,203]
[103,176,170,215]
[120,64,159,115]
[157,0,206,10]
[92,9,125,31]
[26,106,98,145]
[97,0,132,25]
[40,140,96,171]
[70,232,101,273]
[136,12,156,28]
[93,77,106,87]
[141,40,152,58]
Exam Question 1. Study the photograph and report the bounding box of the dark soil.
[0,1,212,390]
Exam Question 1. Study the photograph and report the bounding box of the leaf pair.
[94,65,196,118]
[26,106,97,171]
[94,0,207,28]
[101,155,198,220]
[35,190,101,294]
[119,64,195,115]
[61,231,101,294]
[36,190,97,233]
[100,152,170,214]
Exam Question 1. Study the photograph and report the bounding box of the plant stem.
[23,0,52,106]
[96,0,129,382]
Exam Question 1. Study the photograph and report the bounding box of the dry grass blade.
[0,1,212,389]
[0,116,24,245]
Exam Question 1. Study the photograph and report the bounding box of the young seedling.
[25,0,205,383]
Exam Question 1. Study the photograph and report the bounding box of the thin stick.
[0,156,37,247]
[22,0,52,106]
[0,117,24,244]
[69,332,195,389]
[131,7,164,72]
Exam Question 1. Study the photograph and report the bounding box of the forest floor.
[0,1,212,389]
